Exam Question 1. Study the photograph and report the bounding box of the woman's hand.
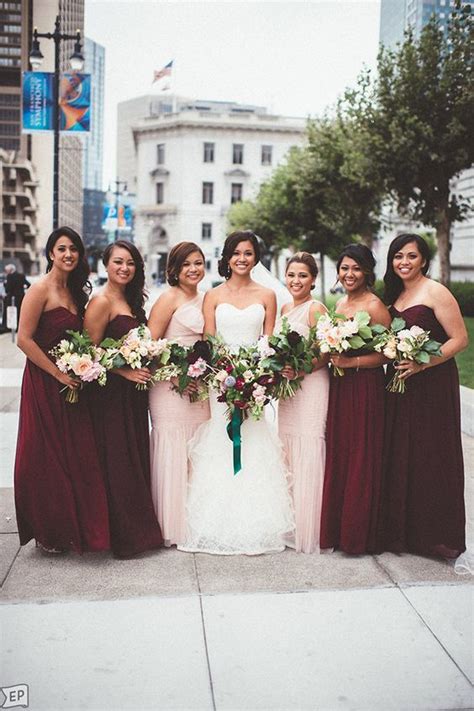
[183,380,199,395]
[330,354,354,369]
[281,365,296,380]
[117,366,151,385]
[55,371,80,389]
[395,360,425,380]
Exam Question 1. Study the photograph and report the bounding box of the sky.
[84,0,382,189]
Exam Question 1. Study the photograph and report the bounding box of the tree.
[342,1,474,284]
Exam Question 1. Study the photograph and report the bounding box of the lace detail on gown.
[178,303,295,555]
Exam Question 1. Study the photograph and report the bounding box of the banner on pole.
[22,72,91,133]
[22,72,54,132]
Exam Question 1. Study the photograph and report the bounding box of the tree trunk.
[360,232,374,249]
[436,206,451,286]
[319,251,326,304]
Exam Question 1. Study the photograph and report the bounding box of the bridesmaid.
[84,240,163,558]
[320,244,391,554]
[148,242,210,546]
[14,227,110,554]
[381,233,468,559]
[277,252,330,553]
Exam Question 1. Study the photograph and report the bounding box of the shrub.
[449,281,474,317]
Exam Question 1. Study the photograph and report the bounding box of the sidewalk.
[0,333,472,711]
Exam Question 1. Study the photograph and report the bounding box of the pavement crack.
[0,541,21,588]
[194,555,217,711]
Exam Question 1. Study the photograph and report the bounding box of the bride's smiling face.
[229,240,256,276]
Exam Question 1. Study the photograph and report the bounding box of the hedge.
[372,279,474,316]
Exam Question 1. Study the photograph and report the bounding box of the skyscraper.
[82,37,105,191]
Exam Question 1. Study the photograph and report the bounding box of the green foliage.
[450,281,474,316]
[456,317,474,388]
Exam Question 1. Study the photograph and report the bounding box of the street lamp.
[110,179,128,242]
[29,15,84,230]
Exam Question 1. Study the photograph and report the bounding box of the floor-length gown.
[149,294,210,546]
[277,301,329,553]
[320,351,385,554]
[14,307,110,553]
[178,303,295,555]
[382,305,465,559]
[88,315,163,557]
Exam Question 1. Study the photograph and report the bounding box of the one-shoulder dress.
[14,307,110,553]
[381,305,465,558]
[149,294,210,546]
[320,349,386,554]
[277,300,330,553]
[87,315,163,557]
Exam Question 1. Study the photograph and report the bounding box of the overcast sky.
[84,0,382,189]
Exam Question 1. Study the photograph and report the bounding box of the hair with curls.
[383,233,431,306]
[166,242,205,286]
[217,230,261,279]
[102,240,147,323]
[45,226,91,316]
[286,251,318,287]
[336,243,376,288]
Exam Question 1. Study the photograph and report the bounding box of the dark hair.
[102,240,147,323]
[336,243,376,288]
[218,230,261,279]
[166,242,205,286]
[383,233,431,305]
[45,226,91,316]
[286,251,318,287]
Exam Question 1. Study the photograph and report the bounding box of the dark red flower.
[235,377,245,391]
[234,400,248,409]
[287,330,302,347]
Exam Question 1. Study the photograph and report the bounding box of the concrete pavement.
[0,333,472,711]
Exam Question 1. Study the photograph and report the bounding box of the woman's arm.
[203,291,217,337]
[148,291,176,339]
[309,301,330,371]
[397,284,468,380]
[17,284,79,388]
[262,290,277,336]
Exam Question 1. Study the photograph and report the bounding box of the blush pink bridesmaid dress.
[149,294,210,546]
[276,300,330,553]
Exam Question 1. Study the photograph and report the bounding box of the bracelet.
[356,357,360,372]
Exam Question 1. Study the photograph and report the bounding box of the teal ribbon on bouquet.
[226,408,243,475]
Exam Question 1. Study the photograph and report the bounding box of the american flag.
[153,61,173,83]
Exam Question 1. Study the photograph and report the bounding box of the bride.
[178,231,295,555]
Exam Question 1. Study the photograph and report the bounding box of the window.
[203,142,214,163]
[202,182,214,204]
[205,259,212,271]
[156,182,164,204]
[202,223,212,240]
[232,143,244,164]
[231,183,243,204]
[156,143,165,164]
[261,145,272,166]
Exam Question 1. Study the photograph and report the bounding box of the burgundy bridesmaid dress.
[381,305,465,558]
[14,307,110,553]
[88,315,163,557]
[320,352,385,554]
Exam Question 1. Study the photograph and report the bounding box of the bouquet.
[207,338,277,474]
[50,329,108,403]
[153,340,212,402]
[258,317,320,399]
[315,310,373,376]
[372,317,442,393]
[101,324,171,390]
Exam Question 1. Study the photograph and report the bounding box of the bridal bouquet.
[153,340,213,402]
[315,310,373,376]
[372,317,442,393]
[101,324,171,390]
[257,318,320,399]
[50,329,108,403]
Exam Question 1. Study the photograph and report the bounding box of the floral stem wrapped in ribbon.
[49,329,108,403]
[258,317,319,399]
[372,317,442,393]
[315,310,373,376]
[101,323,171,390]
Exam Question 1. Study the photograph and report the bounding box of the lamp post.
[29,15,84,230]
[111,179,128,241]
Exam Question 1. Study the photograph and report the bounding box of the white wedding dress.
[178,303,295,555]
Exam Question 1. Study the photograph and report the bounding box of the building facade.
[378,0,473,281]
[122,97,305,283]
[82,36,104,191]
